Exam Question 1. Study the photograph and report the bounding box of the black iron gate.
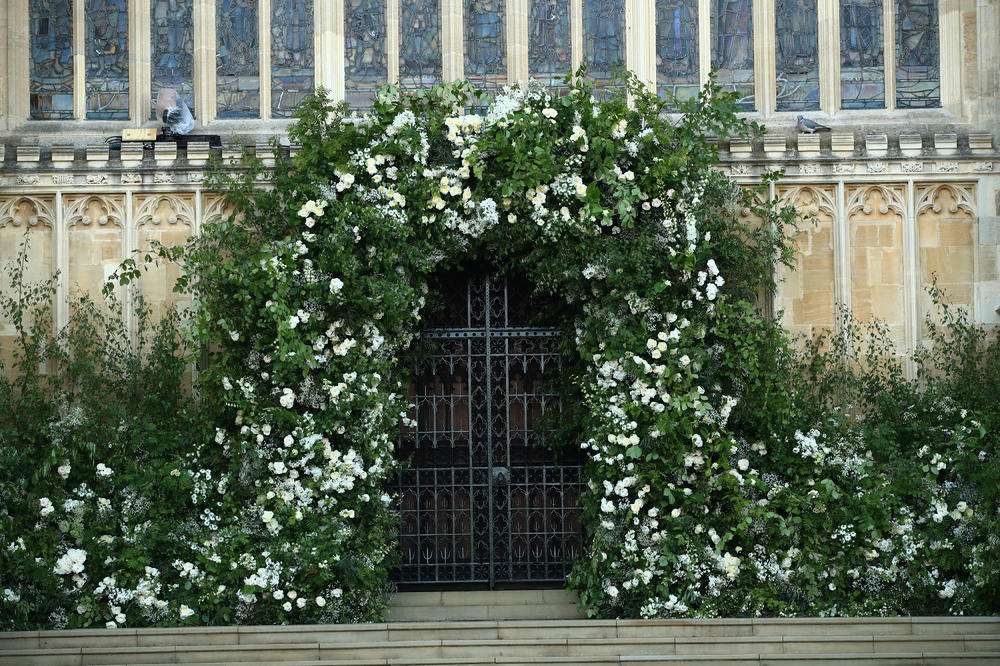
[393,269,583,588]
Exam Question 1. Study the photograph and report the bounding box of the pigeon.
[156,88,195,136]
[796,115,831,134]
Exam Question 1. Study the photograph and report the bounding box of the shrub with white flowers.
[2,72,997,629]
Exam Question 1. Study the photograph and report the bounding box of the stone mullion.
[387,0,400,84]
[55,191,69,335]
[569,0,582,72]
[818,0,839,113]
[443,0,462,82]
[883,0,896,110]
[939,0,962,113]
[509,0,529,84]
[74,0,86,119]
[0,4,9,127]
[6,0,30,127]
[194,0,216,123]
[753,0,773,115]
[974,175,990,321]
[698,0,710,89]
[834,179,851,325]
[902,180,918,375]
[629,0,656,91]
[333,0,346,101]
[132,0,151,124]
[123,189,136,341]
[260,0,272,119]
[314,0,337,94]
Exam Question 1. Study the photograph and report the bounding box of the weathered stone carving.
[135,195,195,228]
[0,196,55,228]
[65,195,125,228]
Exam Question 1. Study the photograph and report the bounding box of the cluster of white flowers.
[53,548,87,575]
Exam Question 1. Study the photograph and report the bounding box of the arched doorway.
[393,268,583,588]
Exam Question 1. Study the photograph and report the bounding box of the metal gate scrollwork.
[393,269,583,588]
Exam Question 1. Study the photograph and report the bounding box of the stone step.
[4,617,998,652]
[1,635,998,665]
[385,590,585,621]
[1,652,999,666]
[391,590,580,607]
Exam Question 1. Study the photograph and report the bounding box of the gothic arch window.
[18,0,950,121]
[712,0,755,110]
[30,0,75,119]
[584,0,626,93]
[529,0,571,88]
[399,1,443,90]
[86,0,130,119]
[775,0,820,111]
[895,0,939,108]
[216,0,259,118]
[464,0,507,93]
[151,0,195,119]
[344,0,387,108]
[840,0,885,109]
[271,0,314,117]
[655,0,700,105]
[394,268,582,587]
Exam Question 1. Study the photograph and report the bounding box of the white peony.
[53,549,87,575]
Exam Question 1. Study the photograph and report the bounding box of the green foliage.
[0,233,200,629]
[2,68,997,628]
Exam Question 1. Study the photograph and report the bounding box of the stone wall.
[1,132,997,374]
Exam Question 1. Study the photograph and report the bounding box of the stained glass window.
[584,0,625,90]
[529,0,570,87]
[217,0,259,118]
[399,1,442,90]
[345,0,387,107]
[272,0,314,117]
[896,0,939,108]
[151,0,194,120]
[86,0,129,120]
[775,0,819,111]
[711,0,754,110]
[840,0,884,109]
[464,0,506,92]
[30,0,74,119]
[655,0,699,105]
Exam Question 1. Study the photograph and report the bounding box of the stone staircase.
[2,591,999,665]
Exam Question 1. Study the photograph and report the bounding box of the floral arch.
[175,74,807,622]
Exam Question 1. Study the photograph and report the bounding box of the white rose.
[315,596,326,607]
[329,277,344,294]
[179,604,195,619]
[282,601,292,612]
[261,510,275,523]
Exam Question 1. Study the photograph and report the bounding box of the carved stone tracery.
[135,195,195,228]
[0,196,55,228]
[915,183,976,218]
[846,184,906,219]
[65,195,125,228]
